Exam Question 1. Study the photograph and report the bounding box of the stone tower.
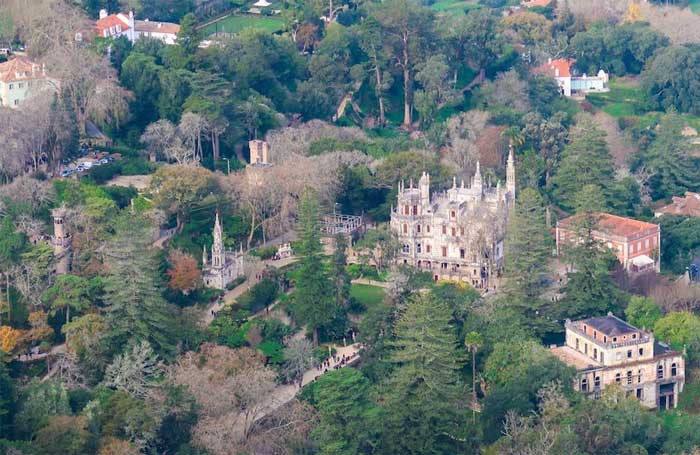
[51,207,72,275]
[472,161,483,193]
[506,143,516,200]
[211,212,224,269]
[419,171,430,209]
[249,139,270,165]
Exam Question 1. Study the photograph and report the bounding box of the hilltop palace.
[202,213,245,290]
[391,149,515,288]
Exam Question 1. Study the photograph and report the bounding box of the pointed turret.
[202,244,208,266]
[419,171,430,208]
[473,161,483,191]
[212,212,225,269]
[507,142,516,199]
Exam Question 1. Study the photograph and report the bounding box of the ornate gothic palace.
[390,150,516,288]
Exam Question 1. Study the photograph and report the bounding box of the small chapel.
[202,213,246,289]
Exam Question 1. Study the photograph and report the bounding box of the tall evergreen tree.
[560,185,628,320]
[379,294,468,454]
[551,118,616,212]
[502,188,557,335]
[102,214,176,357]
[332,233,351,310]
[292,190,335,346]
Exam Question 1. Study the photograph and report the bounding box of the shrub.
[237,278,278,314]
[88,162,122,184]
[250,245,278,260]
[258,319,293,343]
[257,340,284,364]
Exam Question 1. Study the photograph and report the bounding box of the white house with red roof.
[0,57,56,108]
[94,10,180,45]
[536,58,609,97]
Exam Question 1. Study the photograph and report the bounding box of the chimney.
[99,9,108,19]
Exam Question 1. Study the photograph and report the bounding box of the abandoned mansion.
[390,150,516,288]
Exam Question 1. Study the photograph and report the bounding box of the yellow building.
[0,57,55,108]
[551,313,684,409]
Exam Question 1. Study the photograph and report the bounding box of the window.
[593,330,597,339]
[402,244,409,254]
[404,205,409,215]
[441,246,447,257]
[636,388,643,399]
[671,363,677,377]
[637,241,642,251]
[460,248,465,259]
[627,350,632,359]
[575,338,579,350]
[638,369,642,383]
[594,376,601,388]
[451,227,456,236]
[17,83,23,88]
[416,244,422,253]
[645,239,649,248]
[657,364,664,379]
[416,225,421,233]
[593,348,598,360]
[584,343,588,355]
[8,84,12,90]
[426,245,431,253]
[604,336,607,343]
[581,378,588,392]
[427,225,430,233]
[451,210,456,219]
[627,371,633,385]
[613,337,618,343]
[600,352,604,363]
[630,244,635,254]
[460,227,464,236]
[403,224,408,234]
[615,373,621,384]
[632,334,637,339]
[639,348,644,356]
[442,225,447,234]
[13,99,18,106]
[412,205,417,215]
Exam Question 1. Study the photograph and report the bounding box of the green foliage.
[257,340,284,364]
[249,245,277,259]
[625,296,662,330]
[642,45,700,115]
[654,311,700,365]
[350,284,385,310]
[237,278,278,314]
[657,215,700,274]
[13,379,71,440]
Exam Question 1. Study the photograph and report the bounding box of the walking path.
[351,277,390,288]
[14,343,65,363]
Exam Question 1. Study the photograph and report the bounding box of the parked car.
[60,169,73,177]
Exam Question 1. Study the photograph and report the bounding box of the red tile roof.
[521,0,552,7]
[135,20,180,35]
[0,57,44,83]
[95,15,129,36]
[655,192,700,217]
[558,213,659,239]
[536,58,573,78]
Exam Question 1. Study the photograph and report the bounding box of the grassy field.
[690,0,700,13]
[350,283,385,308]
[586,79,644,118]
[430,0,478,12]
[202,15,286,36]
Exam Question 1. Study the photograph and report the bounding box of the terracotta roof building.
[0,57,56,108]
[94,9,180,45]
[551,314,684,410]
[535,58,609,97]
[655,192,700,218]
[555,213,660,273]
[521,0,552,7]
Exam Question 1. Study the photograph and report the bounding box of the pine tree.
[380,294,468,454]
[502,188,557,335]
[551,118,616,212]
[560,185,628,320]
[102,214,176,358]
[332,233,351,310]
[292,190,335,346]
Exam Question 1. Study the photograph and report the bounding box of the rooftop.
[655,192,700,217]
[521,0,552,7]
[95,14,130,33]
[0,57,45,83]
[535,58,573,78]
[579,314,638,337]
[134,20,180,34]
[557,212,659,239]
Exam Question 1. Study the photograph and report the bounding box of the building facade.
[536,58,609,97]
[390,150,515,287]
[202,213,245,289]
[0,57,55,108]
[655,191,700,218]
[556,212,660,273]
[551,314,685,410]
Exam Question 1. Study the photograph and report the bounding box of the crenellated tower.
[51,207,72,275]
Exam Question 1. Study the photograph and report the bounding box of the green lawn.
[689,0,700,14]
[586,79,644,118]
[350,283,385,308]
[430,0,477,12]
[202,15,286,36]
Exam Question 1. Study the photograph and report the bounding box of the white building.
[0,57,56,108]
[202,213,246,289]
[390,149,516,288]
[537,58,609,97]
[95,10,180,45]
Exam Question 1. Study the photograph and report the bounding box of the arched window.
[403,224,408,234]
[581,377,588,392]
[402,244,410,254]
[657,364,664,379]
[615,373,621,384]
[416,244,422,253]
[417,225,421,233]
[671,363,678,377]
[627,371,633,385]
[594,376,601,388]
